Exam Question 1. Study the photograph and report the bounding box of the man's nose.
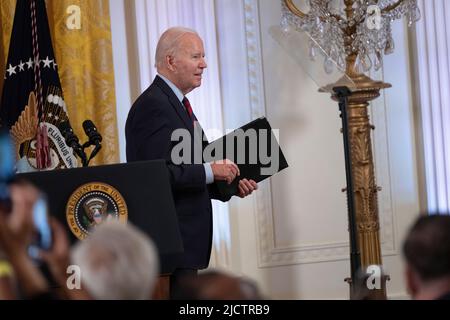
[200,58,207,69]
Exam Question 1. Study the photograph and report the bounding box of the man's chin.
[185,82,202,94]
[193,81,202,88]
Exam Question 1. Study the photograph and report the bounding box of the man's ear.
[166,55,176,72]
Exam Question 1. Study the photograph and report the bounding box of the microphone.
[59,121,88,167]
[82,120,102,146]
[82,120,102,161]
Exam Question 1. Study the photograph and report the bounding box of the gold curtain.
[0,0,119,165]
[0,1,15,93]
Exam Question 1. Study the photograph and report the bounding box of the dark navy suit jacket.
[125,75,231,270]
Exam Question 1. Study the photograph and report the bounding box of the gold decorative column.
[324,71,390,268]
[321,26,391,273]
[323,67,390,300]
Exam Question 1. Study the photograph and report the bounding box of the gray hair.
[155,26,198,70]
[71,221,159,300]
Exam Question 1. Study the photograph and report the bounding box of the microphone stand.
[77,147,89,167]
[59,121,102,168]
[59,121,89,167]
[82,140,102,166]
[333,86,361,299]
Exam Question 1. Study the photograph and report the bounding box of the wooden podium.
[18,160,183,299]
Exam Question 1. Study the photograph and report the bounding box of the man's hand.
[0,182,49,298]
[0,182,39,256]
[210,159,240,185]
[40,218,91,300]
[40,218,70,288]
[237,179,258,198]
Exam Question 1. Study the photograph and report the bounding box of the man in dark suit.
[125,27,258,296]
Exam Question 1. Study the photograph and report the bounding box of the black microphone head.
[58,121,87,165]
[82,119,94,131]
[59,121,79,145]
[82,120,102,144]
[59,120,70,134]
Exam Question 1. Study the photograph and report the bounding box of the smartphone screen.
[28,195,52,260]
[0,129,15,212]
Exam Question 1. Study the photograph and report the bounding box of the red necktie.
[182,97,195,123]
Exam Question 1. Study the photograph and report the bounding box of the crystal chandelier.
[281,0,421,75]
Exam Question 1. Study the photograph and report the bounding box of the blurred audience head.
[71,220,159,300]
[403,214,450,300]
[173,269,263,300]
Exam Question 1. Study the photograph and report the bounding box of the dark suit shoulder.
[131,82,168,114]
[126,85,174,136]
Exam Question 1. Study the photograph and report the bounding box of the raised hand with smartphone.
[0,131,74,299]
[0,182,50,298]
[0,181,78,299]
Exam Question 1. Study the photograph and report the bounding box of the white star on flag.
[18,61,25,71]
[42,56,52,68]
[26,58,33,69]
[7,64,16,76]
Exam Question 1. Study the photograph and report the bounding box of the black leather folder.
[206,117,288,198]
